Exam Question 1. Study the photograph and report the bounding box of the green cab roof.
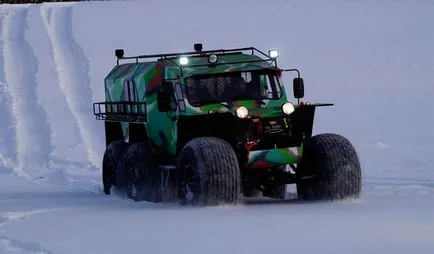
[167,53,279,78]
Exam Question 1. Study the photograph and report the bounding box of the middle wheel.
[123,142,162,202]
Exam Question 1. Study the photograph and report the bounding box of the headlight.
[282,102,295,115]
[236,106,248,119]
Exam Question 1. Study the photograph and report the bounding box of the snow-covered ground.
[0,1,433,253]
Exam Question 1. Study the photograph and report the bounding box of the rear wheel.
[102,140,129,195]
[176,137,241,206]
[296,133,362,200]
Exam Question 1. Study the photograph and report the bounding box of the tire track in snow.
[0,209,63,254]
[0,236,53,254]
[41,4,103,168]
[27,5,88,165]
[2,7,52,176]
[0,13,16,174]
[0,208,65,228]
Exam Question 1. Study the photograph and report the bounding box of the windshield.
[185,70,282,106]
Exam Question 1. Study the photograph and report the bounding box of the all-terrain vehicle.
[92,43,361,206]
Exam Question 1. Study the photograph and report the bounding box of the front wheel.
[176,137,241,206]
[296,133,362,200]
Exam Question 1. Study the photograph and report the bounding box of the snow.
[0,0,433,253]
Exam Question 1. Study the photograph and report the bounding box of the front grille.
[249,117,300,150]
[263,120,284,135]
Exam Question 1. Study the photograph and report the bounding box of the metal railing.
[93,101,147,123]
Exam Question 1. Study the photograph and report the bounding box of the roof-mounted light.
[268,50,279,59]
[194,43,203,53]
[208,54,218,64]
[179,56,189,65]
[115,49,124,59]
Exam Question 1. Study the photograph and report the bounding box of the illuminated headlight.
[268,50,279,58]
[282,102,295,115]
[179,56,189,65]
[208,54,218,64]
[236,106,249,119]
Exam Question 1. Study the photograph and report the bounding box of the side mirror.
[157,82,172,112]
[293,77,304,99]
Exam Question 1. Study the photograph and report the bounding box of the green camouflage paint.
[247,146,303,168]
[105,61,178,154]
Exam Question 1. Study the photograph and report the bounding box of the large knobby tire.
[176,137,241,206]
[296,133,362,200]
[123,142,161,202]
[102,140,129,195]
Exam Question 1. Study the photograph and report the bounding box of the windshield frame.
[183,69,284,107]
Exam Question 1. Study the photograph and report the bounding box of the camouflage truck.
[92,43,361,206]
